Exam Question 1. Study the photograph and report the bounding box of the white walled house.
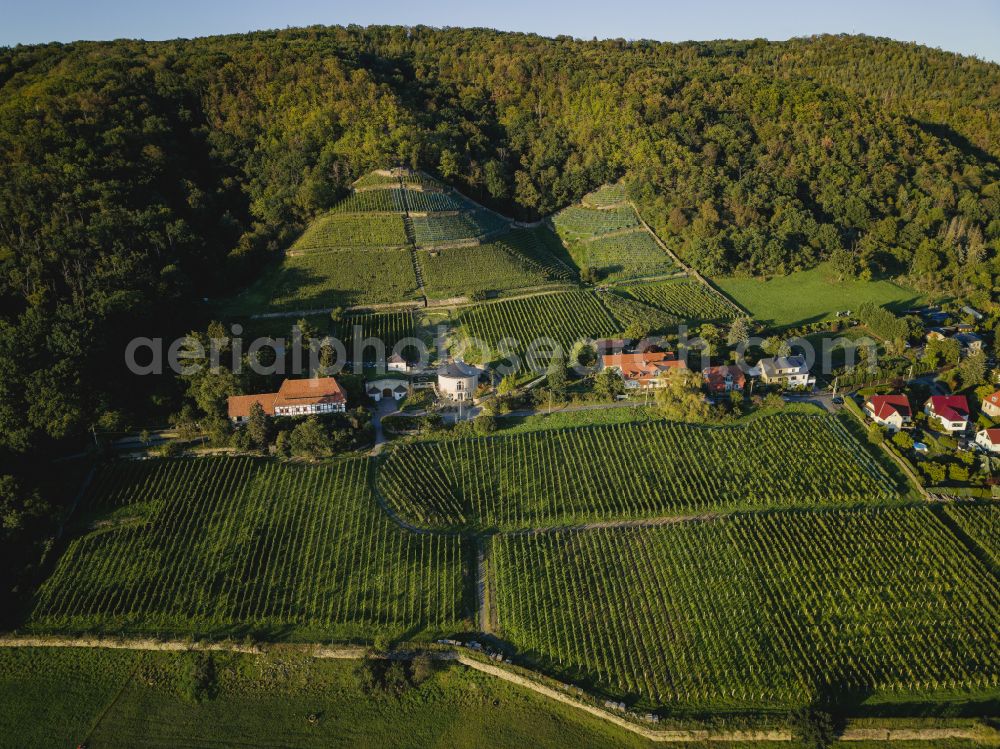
[757,356,814,388]
[437,361,481,401]
[864,395,912,432]
[601,351,686,391]
[227,377,347,423]
[976,428,1000,454]
[924,395,970,434]
[982,391,1000,420]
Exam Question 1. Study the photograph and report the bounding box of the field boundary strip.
[0,636,990,744]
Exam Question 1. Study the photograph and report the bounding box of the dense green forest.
[0,27,998,593]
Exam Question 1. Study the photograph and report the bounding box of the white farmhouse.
[227,377,347,424]
[924,395,970,434]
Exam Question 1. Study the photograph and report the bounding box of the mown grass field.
[376,413,906,531]
[493,505,1000,708]
[27,457,469,641]
[714,263,923,328]
[0,647,649,749]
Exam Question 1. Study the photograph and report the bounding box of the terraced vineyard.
[454,291,619,374]
[624,279,738,321]
[411,210,509,246]
[376,414,903,530]
[29,458,468,640]
[568,230,678,281]
[552,204,639,240]
[403,189,469,213]
[418,229,573,299]
[329,188,407,213]
[581,182,627,208]
[256,246,420,309]
[293,213,408,250]
[493,506,1000,706]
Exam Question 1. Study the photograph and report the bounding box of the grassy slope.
[0,648,649,749]
[714,263,923,328]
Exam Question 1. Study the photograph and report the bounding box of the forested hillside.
[0,26,998,459]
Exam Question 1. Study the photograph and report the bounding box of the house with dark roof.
[864,394,911,432]
[366,378,410,403]
[437,361,481,401]
[227,377,347,424]
[924,395,970,433]
[756,355,813,388]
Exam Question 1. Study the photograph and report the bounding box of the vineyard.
[552,204,639,241]
[332,310,421,362]
[329,189,407,213]
[28,457,468,640]
[418,230,573,299]
[410,210,509,246]
[597,290,680,332]
[376,413,904,530]
[402,189,469,213]
[624,279,739,321]
[293,213,408,250]
[492,505,1000,707]
[260,246,420,309]
[581,182,627,208]
[944,503,1000,566]
[453,291,620,374]
[567,229,678,281]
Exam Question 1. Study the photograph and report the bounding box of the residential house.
[702,364,746,394]
[953,332,984,357]
[227,376,347,424]
[601,351,687,390]
[982,391,1000,420]
[976,428,1000,454]
[924,395,970,433]
[437,361,481,401]
[756,355,813,388]
[864,394,912,432]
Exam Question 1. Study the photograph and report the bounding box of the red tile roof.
[227,377,346,419]
[602,351,686,385]
[984,391,1000,409]
[227,393,276,419]
[273,377,346,409]
[981,428,1000,445]
[866,394,911,421]
[702,365,746,392]
[927,395,969,423]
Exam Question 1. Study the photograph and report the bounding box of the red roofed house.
[227,377,347,424]
[982,391,1000,420]
[924,395,970,434]
[864,394,912,432]
[702,365,746,394]
[601,351,687,390]
[976,428,1000,454]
